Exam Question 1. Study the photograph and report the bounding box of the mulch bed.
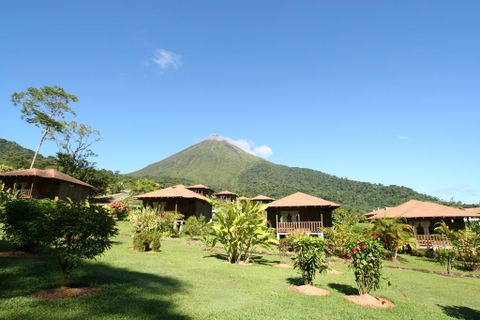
[345,294,395,309]
[385,265,480,278]
[30,287,101,301]
[288,285,330,296]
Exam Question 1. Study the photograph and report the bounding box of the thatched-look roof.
[251,195,275,202]
[268,192,340,208]
[0,168,95,189]
[366,200,480,219]
[135,185,207,201]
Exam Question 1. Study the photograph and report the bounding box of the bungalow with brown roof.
[267,192,340,239]
[186,184,214,197]
[0,168,95,201]
[215,190,237,202]
[251,195,275,204]
[366,200,480,235]
[135,185,212,220]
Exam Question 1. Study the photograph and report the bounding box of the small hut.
[267,192,340,239]
[187,184,214,197]
[366,200,480,235]
[0,168,95,201]
[251,195,275,204]
[215,190,237,202]
[135,185,212,220]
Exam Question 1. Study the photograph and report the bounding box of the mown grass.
[0,221,479,320]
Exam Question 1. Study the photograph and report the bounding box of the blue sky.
[0,1,479,203]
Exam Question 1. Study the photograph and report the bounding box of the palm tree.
[372,218,416,259]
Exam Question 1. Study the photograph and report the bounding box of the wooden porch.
[276,221,324,239]
[415,234,449,249]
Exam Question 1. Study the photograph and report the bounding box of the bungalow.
[251,195,275,204]
[0,168,95,201]
[366,200,480,247]
[215,190,237,202]
[266,192,340,239]
[186,184,214,197]
[135,185,212,220]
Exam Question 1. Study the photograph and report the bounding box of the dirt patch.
[0,251,38,258]
[275,263,292,269]
[237,261,252,266]
[345,294,395,309]
[288,285,330,296]
[31,286,101,301]
[327,269,344,275]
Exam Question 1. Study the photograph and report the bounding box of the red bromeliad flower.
[373,232,379,240]
[351,248,358,254]
[361,242,365,250]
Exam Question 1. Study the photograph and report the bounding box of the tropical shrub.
[291,235,327,285]
[436,248,456,275]
[183,215,207,240]
[133,231,162,252]
[435,222,480,271]
[159,211,184,237]
[372,217,416,259]
[208,199,277,264]
[347,234,386,295]
[0,183,18,218]
[2,199,56,251]
[48,200,118,286]
[109,201,129,220]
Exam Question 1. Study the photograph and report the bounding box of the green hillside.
[0,138,56,169]
[129,138,438,211]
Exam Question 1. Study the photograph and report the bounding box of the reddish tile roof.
[187,184,212,190]
[251,195,275,201]
[134,185,207,201]
[366,200,480,219]
[0,168,95,189]
[268,192,340,208]
[465,207,480,215]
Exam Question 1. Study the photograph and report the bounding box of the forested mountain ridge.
[0,138,56,169]
[129,138,439,212]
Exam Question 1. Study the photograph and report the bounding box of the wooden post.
[30,181,34,198]
[175,200,178,214]
[320,213,324,228]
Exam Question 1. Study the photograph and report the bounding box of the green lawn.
[0,221,479,320]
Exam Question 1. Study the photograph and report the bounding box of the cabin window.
[280,210,299,222]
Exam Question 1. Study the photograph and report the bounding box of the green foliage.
[109,201,129,220]
[0,183,18,218]
[436,248,456,275]
[48,200,118,286]
[372,218,416,259]
[333,207,365,226]
[129,207,163,234]
[183,216,207,240]
[208,199,277,264]
[2,199,56,251]
[0,138,56,169]
[128,178,160,195]
[435,222,480,271]
[291,235,327,285]
[347,235,386,295]
[133,231,162,252]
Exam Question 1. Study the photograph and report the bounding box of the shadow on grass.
[0,254,190,320]
[203,253,278,266]
[438,305,480,320]
[328,283,357,295]
[286,277,304,286]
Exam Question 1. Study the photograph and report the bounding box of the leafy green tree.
[332,207,364,226]
[0,183,18,219]
[372,218,416,259]
[129,178,159,195]
[208,199,277,264]
[56,121,101,162]
[49,200,118,286]
[436,248,456,275]
[0,164,14,173]
[291,235,328,285]
[347,235,386,295]
[183,216,207,240]
[11,86,78,168]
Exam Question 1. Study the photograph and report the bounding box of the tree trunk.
[30,128,49,169]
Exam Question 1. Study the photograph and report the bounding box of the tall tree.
[11,86,78,168]
[56,121,101,163]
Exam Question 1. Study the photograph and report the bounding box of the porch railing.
[16,188,33,198]
[415,234,449,248]
[277,221,323,234]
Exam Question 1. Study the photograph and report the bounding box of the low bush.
[346,233,386,295]
[291,235,327,285]
[133,231,162,252]
[2,199,56,251]
[436,248,456,275]
[109,201,129,220]
[183,215,207,240]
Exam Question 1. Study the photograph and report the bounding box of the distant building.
[186,184,214,197]
[266,192,340,239]
[135,185,212,220]
[366,200,480,235]
[0,168,95,201]
[215,190,237,202]
[251,195,275,204]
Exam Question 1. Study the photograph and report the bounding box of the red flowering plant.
[109,201,129,220]
[346,233,387,295]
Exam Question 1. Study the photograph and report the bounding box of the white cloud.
[151,49,182,70]
[207,135,273,158]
